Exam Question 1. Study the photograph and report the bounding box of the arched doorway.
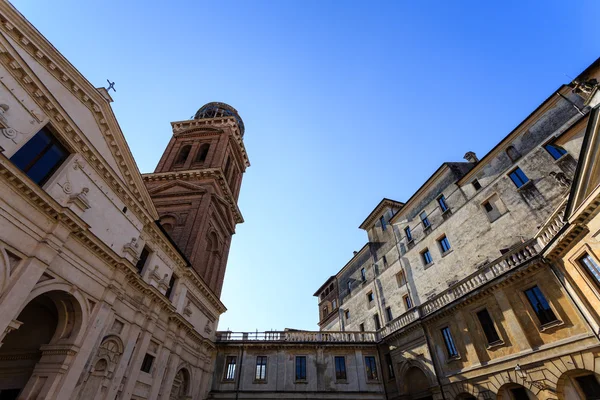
[456,394,477,399]
[497,383,538,399]
[169,368,191,400]
[0,290,83,400]
[556,369,600,399]
[402,365,433,399]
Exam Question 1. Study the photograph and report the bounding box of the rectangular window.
[345,310,350,320]
[374,264,379,276]
[438,236,451,253]
[483,201,494,212]
[396,271,406,287]
[441,327,458,358]
[472,179,482,190]
[359,323,365,332]
[382,255,388,267]
[420,211,431,229]
[482,194,504,222]
[365,356,378,380]
[509,167,529,188]
[332,299,337,309]
[385,353,395,379]
[404,294,413,310]
[421,248,433,265]
[373,313,381,330]
[255,356,267,381]
[405,226,413,242]
[524,286,558,325]
[385,306,393,322]
[437,195,449,212]
[574,375,600,398]
[579,253,600,285]
[136,246,150,274]
[476,309,501,344]
[361,268,366,282]
[224,356,237,381]
[380,215,387,231]
[544,142,568,160]
[140,353,155,373]
[295,356,307,380]
[334,356,347,380]
[164,273,177,300]
[10,127,69,186]
[367,292,374,303]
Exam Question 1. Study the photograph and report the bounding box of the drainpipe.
[235,346,245,400]
[423,325,448,400]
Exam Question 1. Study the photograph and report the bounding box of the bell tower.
[144,102,249,297]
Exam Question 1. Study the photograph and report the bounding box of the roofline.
[389,163,454,224]
[313,276,336,297]
[574,56,600,83]
[358,198,405,230]
[457,84,569,185]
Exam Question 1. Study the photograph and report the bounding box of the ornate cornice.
[142,168,243,224]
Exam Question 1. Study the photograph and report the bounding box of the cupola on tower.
[143,102,249,297]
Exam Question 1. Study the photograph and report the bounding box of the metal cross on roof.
[106,79,116,93]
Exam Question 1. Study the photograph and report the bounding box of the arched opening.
[402,366,432,399]
[0,290,83,400]
[169,368,190,400]
[496,383,537,399]
[456,394,477,400]
[74,336,124,400]
[506,145,521,162]
[195,144,210,164]
[174,145,191,166]
[160,215,177,237]
[556,369,600,399]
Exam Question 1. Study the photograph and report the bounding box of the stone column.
[104,322,142,400]
[119,319,155,400]
[55,299,114,400]
[494,288,532,351]
[149,331,176,400]
[158,348,181,400]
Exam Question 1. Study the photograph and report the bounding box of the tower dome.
[193,102,245,136]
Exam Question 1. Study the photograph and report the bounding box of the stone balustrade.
[536,199,568,248]
[216,330,378,343]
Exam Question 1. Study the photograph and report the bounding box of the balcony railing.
[376,307,419,339]
[216,330,377,343]
[536,198,568,248]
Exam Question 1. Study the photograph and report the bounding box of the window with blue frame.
[438,236,451,253]
[544,141,567,160]
[524,285,558,325]
[365,356,378,380]
[421,248,433,265]
[441,327,458,358]
[295,356,307,380]
[405,226,413,242]
[508,167,529,188]
[10,127,69,186]
[420,211,431,229]
[437,195,449,212]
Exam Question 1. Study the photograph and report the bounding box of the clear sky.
[13,0,599,332]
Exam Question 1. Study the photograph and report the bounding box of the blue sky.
[14,0,599,332]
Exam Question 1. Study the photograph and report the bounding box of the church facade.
[1,1,600,400]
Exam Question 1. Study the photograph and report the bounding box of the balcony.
[536,198,568,249]
[216,330,377,343]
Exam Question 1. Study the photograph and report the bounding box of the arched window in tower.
[174,145,191,166]
[224,157,231,178]
[506,145,521,162]
[195,144,210,164]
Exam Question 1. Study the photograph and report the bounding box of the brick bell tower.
[143,102,249,297]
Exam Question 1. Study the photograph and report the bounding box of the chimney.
[353,251,358,256]
[464,151,479,164]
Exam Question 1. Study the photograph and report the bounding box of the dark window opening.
[476,309,501,344]
[295,356,307,380]
[524,286,558,325]
[380,215,387,231]
[472,179,482,191]
[385,306,393,322]
[136,247,150,274]
[334,356,346,380]
[382,255,388,267]
[575,374,600,398]
[195,143,210,163]
[344,310,350,320]
[441,326,458,358]
[509,387,529,400]
[483,201,494,212]
[405,226,413,242]
[359,323,365,332]
[165,274,177,300]
[140,353,155,373]
[367,292,374,302]
[10,126,69,186]
[420,211,431,229]
[365,356,378,380]
[385,353,395,379]
[361,268,367,282]
[175,145,191,165]
[509,167,529,188]
[374,313,381,330]
[506,145,521,162]
[404,295,412,309]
